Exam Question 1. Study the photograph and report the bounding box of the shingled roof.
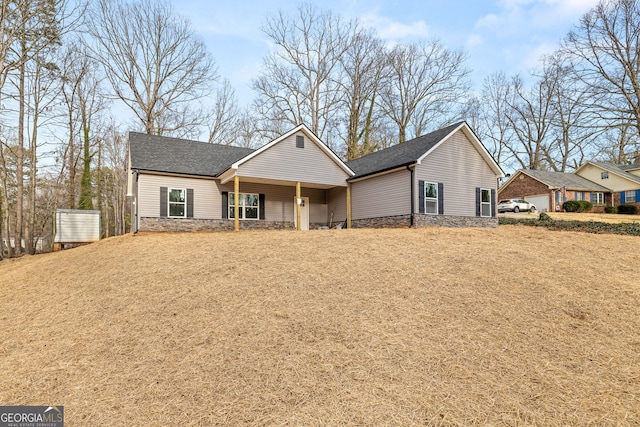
[346,122,465,179]
[129,132,255,177]
[521,170,610,191]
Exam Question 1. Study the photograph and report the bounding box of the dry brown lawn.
[1,227,639,426]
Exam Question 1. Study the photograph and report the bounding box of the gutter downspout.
[408,165,415,227]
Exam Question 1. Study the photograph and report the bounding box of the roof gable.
[347,122,503,179]
[577,161,640,186]
[129,132,254,177]
[228,124,353,176]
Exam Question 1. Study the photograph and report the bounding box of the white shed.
[54,209,101,244]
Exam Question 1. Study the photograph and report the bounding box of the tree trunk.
[15,54,26,256]
[97,137,104,237]
[79,123,93,210]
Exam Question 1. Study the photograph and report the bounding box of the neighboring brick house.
[499,164,640,213]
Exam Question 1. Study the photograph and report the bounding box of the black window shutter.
[259,194,265,220]
[475,187,481,217]
[491,189,496,217]
[418,180,425,214]
[438,183,444,215]
[160,187,168,217]
[222,192,228,219]
[187,189,194,218]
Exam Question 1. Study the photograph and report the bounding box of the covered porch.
[218,176,351,231]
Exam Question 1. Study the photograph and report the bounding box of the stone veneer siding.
[140,215,498,232]
[351,214,498,229]
[139,217,295,232]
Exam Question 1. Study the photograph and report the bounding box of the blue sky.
[172,0,600,106]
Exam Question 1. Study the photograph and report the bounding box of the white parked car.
[498,199,536,213]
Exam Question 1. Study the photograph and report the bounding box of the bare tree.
[4,0,74,255]
[595,123,640,162]
[206,79,239,144]
[478,72,514,169]
[98,127,128,236]
[235,109,265,149]
[540,54,600,171]
[58,43,84,209]
[378,39,470,144]
[22,55,60,254]
[502,70,561,171]
[253,3,353,147]
[563,0,640,148]
[338,27,387,160]
[85,0,217,136]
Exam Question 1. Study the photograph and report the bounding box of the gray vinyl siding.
[415,130,497,216]
[138,174,217,218]
[218,182,330,223]
[238,132,349,187]
[351,169,411,220]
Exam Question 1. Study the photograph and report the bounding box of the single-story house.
[127,121,504,232]
[499,162,640,212]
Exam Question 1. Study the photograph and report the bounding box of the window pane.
[229,193,235,205]
[245,207,258,219]
[229,206,244,219]
[425,183,437,199]
[481,204,491,217]
[169,189,185,202]
[627,191,636,202]
[481,189,491,203]
[425,200,437,214]
[169,203,185,217]
[245,194,258,206]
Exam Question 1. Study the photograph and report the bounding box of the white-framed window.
[229,193,259,220]
[168,188,186,217]
[480,188,492,217]
[592,192,605,205]
[626,190,636,203]
[424,182,438,214]
[601,171,609,179]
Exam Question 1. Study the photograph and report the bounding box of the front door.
[294,197,310,230]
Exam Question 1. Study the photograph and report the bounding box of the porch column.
[234,175,240,231]
[296,181,301,231]
[346,184,352,229]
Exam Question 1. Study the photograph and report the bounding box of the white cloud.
[520,42,557,69]
[479,0,600,33]
[466,34,484,49]
[359,12,430,41]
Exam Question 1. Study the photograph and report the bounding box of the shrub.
[538,212,552,221]
[577,200,593,212]
[618,204,638,215]
[563,200,581,212]
[604,205,617,214]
